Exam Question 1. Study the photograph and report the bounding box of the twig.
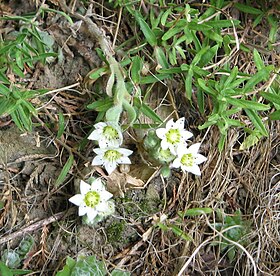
[0,208,75,245]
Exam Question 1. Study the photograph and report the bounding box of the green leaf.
[234,3,263,15]
[87,98,114,112]
[197,78,217,96]
[130,56,142,84]
[191,46,210,66]
[170,225,192,241]
[0,83,11,96]
[154,46,169,69]
[188,22,212,31]
[203,30,223,43]
[218,134,226,151]
[162,27,182,41]
[198,45,219,67]
[270,109,280,120]
[185,67,193,100]
[89,67,108,81]
[55,155,74,187]
[206,19,240,28]
[224,66,239,88]
[0,261,13,276]
[179,207,213,217]
[260,91,280,106]
[56,257,76,276]
[226,97,270,111]
[244,67,273,93]
[134,98,163,123]
[253,49,265,71]
[16,236,34,258]
[105,104,122,123]
[240,131,262,150]
[135,12,157,47]
[122,99,137,125]
[245,109,268,136]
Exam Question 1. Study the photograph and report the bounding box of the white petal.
[78,205,88,216]
[98,138,110,148]
[172,158,181,168]
[92,155,104,166]
[186,164,201,176]
[188,143,201,154]
[181,130,193,140]
[176,143,188,157]
[105,161,117,175]
[69,194,84,206]
[166,118,175,129]
[92,178,104,192]
[161,140,169,150]
[93,148,105,155]
[118,156,131,164]
[88,130,100,141]
[156,128,167,139]
[91,179,104,193]
[99,190,113,201]
[94,122,106,129]
[96,201,110,212]
[175,117,185,130]
[169,144,176,155]
[86,209,98,221]
[80,180,91,195]
[117,148,133,156]
[195,154,207,164]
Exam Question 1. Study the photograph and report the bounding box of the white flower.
[92,147,133,175]
[171,143,207,176]
[69,179,113,222]
[156,117,193,154]
[88,121,123,148]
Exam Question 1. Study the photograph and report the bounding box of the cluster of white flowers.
[69,178,115,224]
[148,117,207,176]
[88,122,133,175]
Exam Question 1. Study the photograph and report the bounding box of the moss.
[106,221,125,244]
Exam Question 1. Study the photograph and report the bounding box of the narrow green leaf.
[189,22,212,31]
[122,99,137,125]
[135,12,157,47]
[154,46,169,69]
[134,98,163,123]
[260,91,280,106]
[130,56,142,84]
[270,109,280,120]
[218,134,226,152]
[226,97,269,111]
[197,78,217,96]
[55,155,74,187]
[253,49,265,71]
[0,261,13,276]
[170,225,192,241]
[198,45,219,67]
[203,30,223,43]
[0,83,11,96]
[240,131,262,150]
[234,3,263,15]
[180,207,213,217]
[89,67,108,81]
[192,46,210,66]
[87,98,114,112]
[162,27,182,41]
[206,19,240,28]
[185,67,193,100]
[245,109,268,136]
[224,66,239,87]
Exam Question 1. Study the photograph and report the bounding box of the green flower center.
[103,126,118,140]
[166,129,181,144]
[181,153,194,167]
[104,150,122,162]
[84,191,100,208]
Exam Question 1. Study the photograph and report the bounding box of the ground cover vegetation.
[0,0,279,275]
